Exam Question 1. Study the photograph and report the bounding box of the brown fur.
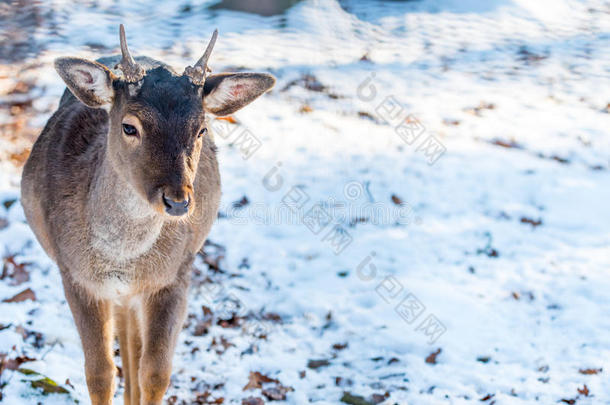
[21,40,274,404]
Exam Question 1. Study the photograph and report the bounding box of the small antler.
[115,24,145,83]
[184,29,218,86]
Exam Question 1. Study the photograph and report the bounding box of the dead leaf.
[370,392,389,404]
[243,371,279,391]
[299,105,313,113]
[262,385,293,401]
[390,194,403,205]
[307,359,330,369]
[425,348,441,365]
[242,397,264,405]
[9,148,30,166]
[579,368,602,375]
[340,392,374,405]
[490,138,522,149]
[332,343,348,351]
[3,288,36,303]
[193,306,214,336]
[520,217,543,227]
[3,354,35,370]
[443,118,460,126]
[194,390,224,404]
[578,384,590,396]
[1,256,30,286]
[480,393,495,401]
[232,196,249,208]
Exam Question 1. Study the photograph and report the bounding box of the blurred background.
[0,0,609,404]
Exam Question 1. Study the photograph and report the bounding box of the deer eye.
[198,127,207,139]
[122,123,138,137]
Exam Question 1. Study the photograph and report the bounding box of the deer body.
[20,28,274,405]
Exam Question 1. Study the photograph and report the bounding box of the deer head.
[53,25,275,217]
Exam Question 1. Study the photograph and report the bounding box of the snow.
[1,0,610,404]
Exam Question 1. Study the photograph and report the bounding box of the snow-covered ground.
[1,0,610,403]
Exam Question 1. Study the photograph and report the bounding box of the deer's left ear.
[203,73,275,116]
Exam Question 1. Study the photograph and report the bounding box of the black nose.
[163,194,190,216]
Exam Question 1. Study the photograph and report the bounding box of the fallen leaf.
[29,376,69,395]
[243,371,279,391]
[332,343,348,351]
[390,194,403,205]
[490,138,522,149]
[578,384,590,396]
[1,256,30,286]
[307,359,330,369]
[340,392,374,405]
[242,397,264,405]
[299,105,313,113]
[480,393,495,401]
[579,368,602,375]
[232,196,249,208]
[520,217,543,227]
[425,348,442,365]
[262,385,293,401]
[370,392,389,403]
[3,288,36,303]
[3,354,35,370]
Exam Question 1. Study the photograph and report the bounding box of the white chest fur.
[88,163,164,263]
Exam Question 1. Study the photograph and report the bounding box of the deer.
[20,25,275,405]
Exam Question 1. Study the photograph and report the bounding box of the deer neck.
[88,157,164,263]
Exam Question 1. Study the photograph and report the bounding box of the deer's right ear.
[54,57,116,108]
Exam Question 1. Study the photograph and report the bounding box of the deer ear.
[54,57,116,108]
[203,73,275,116]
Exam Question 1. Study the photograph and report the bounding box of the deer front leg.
[139,281,188,405]
[62,277,116,405]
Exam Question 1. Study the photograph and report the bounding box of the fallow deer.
[20,25,275,405]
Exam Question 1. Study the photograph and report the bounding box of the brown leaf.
[4,354,36,370]
[243,371,279,391]
[307,359,330,369]
[299,105,313,113]
[332,343,348,351]
[194,390,224,404]
[370,392,390,404]
[9,149,30,166]
[65,378,75,390]
[242,397,265,405]
[340,392,374,405]
[3,288,36,303]
[520,217,542,227]
[391,194,403,205]
[425,348,441,365]
[262,385,294,401]
[194,306,214,336]
[579,368,602,375]
[560,399,575,404]
[1,256,30,286]
[480,393,495,401]
[578,384,590,396]
[232,196,250,208]
[490,138,521,149]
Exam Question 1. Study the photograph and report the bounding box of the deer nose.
[162,193,190,216]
